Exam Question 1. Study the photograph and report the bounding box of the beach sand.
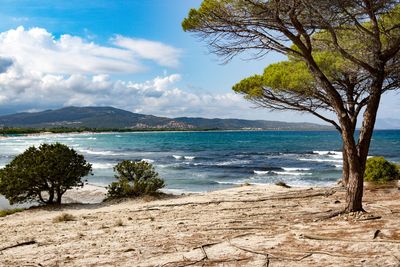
[1,184,400,266]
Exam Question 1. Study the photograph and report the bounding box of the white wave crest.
[313,150,342,159]
[79,149,123,156]
[254,170,269,175]
[216,181,245,185]
[281,167,311,171]
[92,163,115,169]
[141,158,155,163]
[299,158,342,163]
[272,171,313,176]
[216,160,250,166]
[172,155,195,160]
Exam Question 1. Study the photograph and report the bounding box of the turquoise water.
[1,130,399,208]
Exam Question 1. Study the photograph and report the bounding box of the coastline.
[1,128,340,138]
[1,184,400,266]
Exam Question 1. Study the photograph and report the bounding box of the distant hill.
[175,117,330,130]
[0,106,332,130]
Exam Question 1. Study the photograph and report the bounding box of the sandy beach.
[1,184,400,266]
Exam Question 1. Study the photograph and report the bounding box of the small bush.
[107,160,165,199]
[364,157,400,183]
[53,213,76,223]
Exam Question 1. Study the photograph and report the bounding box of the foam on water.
[79,149,124,156]
[216,159,250,166]
[271,171,313,176]
[254,170,269,175]
[92,163,115,169]
[172,155,196,160]
[298,158,343,163]
[1,130,398,196]
[281,167,311,171]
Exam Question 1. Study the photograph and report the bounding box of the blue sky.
[0,0,398,124]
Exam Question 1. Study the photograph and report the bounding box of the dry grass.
[52,213,76,223]
[0,208,24,217]
[115,218,124,227]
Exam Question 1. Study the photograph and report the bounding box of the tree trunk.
[340,124,365,212]
[341,146,349,186]
[344,152,364,212]
[47,189,54,204]
[56,194,62,205]
[55,187,62,204]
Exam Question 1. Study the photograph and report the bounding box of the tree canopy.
[0,143,92,205]
[183,0,400,212]
[107,160,165,198]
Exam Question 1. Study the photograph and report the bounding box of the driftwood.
[356,215,382,221]
[229,242,313,261]
[231,243,390,260]
[0,240,37,252]
[301,234,400,244]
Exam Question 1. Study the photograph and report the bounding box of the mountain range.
[0,106,333,130]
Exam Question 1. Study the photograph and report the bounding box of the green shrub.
[107,160,165,199]
[0,143,92,205]
[364,157,400,183]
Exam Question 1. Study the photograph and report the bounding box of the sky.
[0,0,398,124]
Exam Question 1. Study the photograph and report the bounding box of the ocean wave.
[271,171,313,176]
[92,163,115,169]
[157,164,189,170]
[254,170,269,175]
[334,164,343,168]
[216,159,250,166]
[281,167,311,171]
[79,149,124,156]
[172,155,196,160]
[298,158,342,163]
[141,158,155,163]
[313,150,342,159]
[216,181,246,185]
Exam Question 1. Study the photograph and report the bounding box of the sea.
[1,130,399,209]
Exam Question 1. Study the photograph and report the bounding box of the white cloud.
[113,36,181,67]
[0,26,181,75]
[0,26,314,121]
[0,56,251,118]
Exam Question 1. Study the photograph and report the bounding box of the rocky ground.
[1,184,400,266]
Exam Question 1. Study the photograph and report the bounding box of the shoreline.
[1,129,398,139]
[1,128,344,139]
[0,182,331,210]
[1,184,400,266]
